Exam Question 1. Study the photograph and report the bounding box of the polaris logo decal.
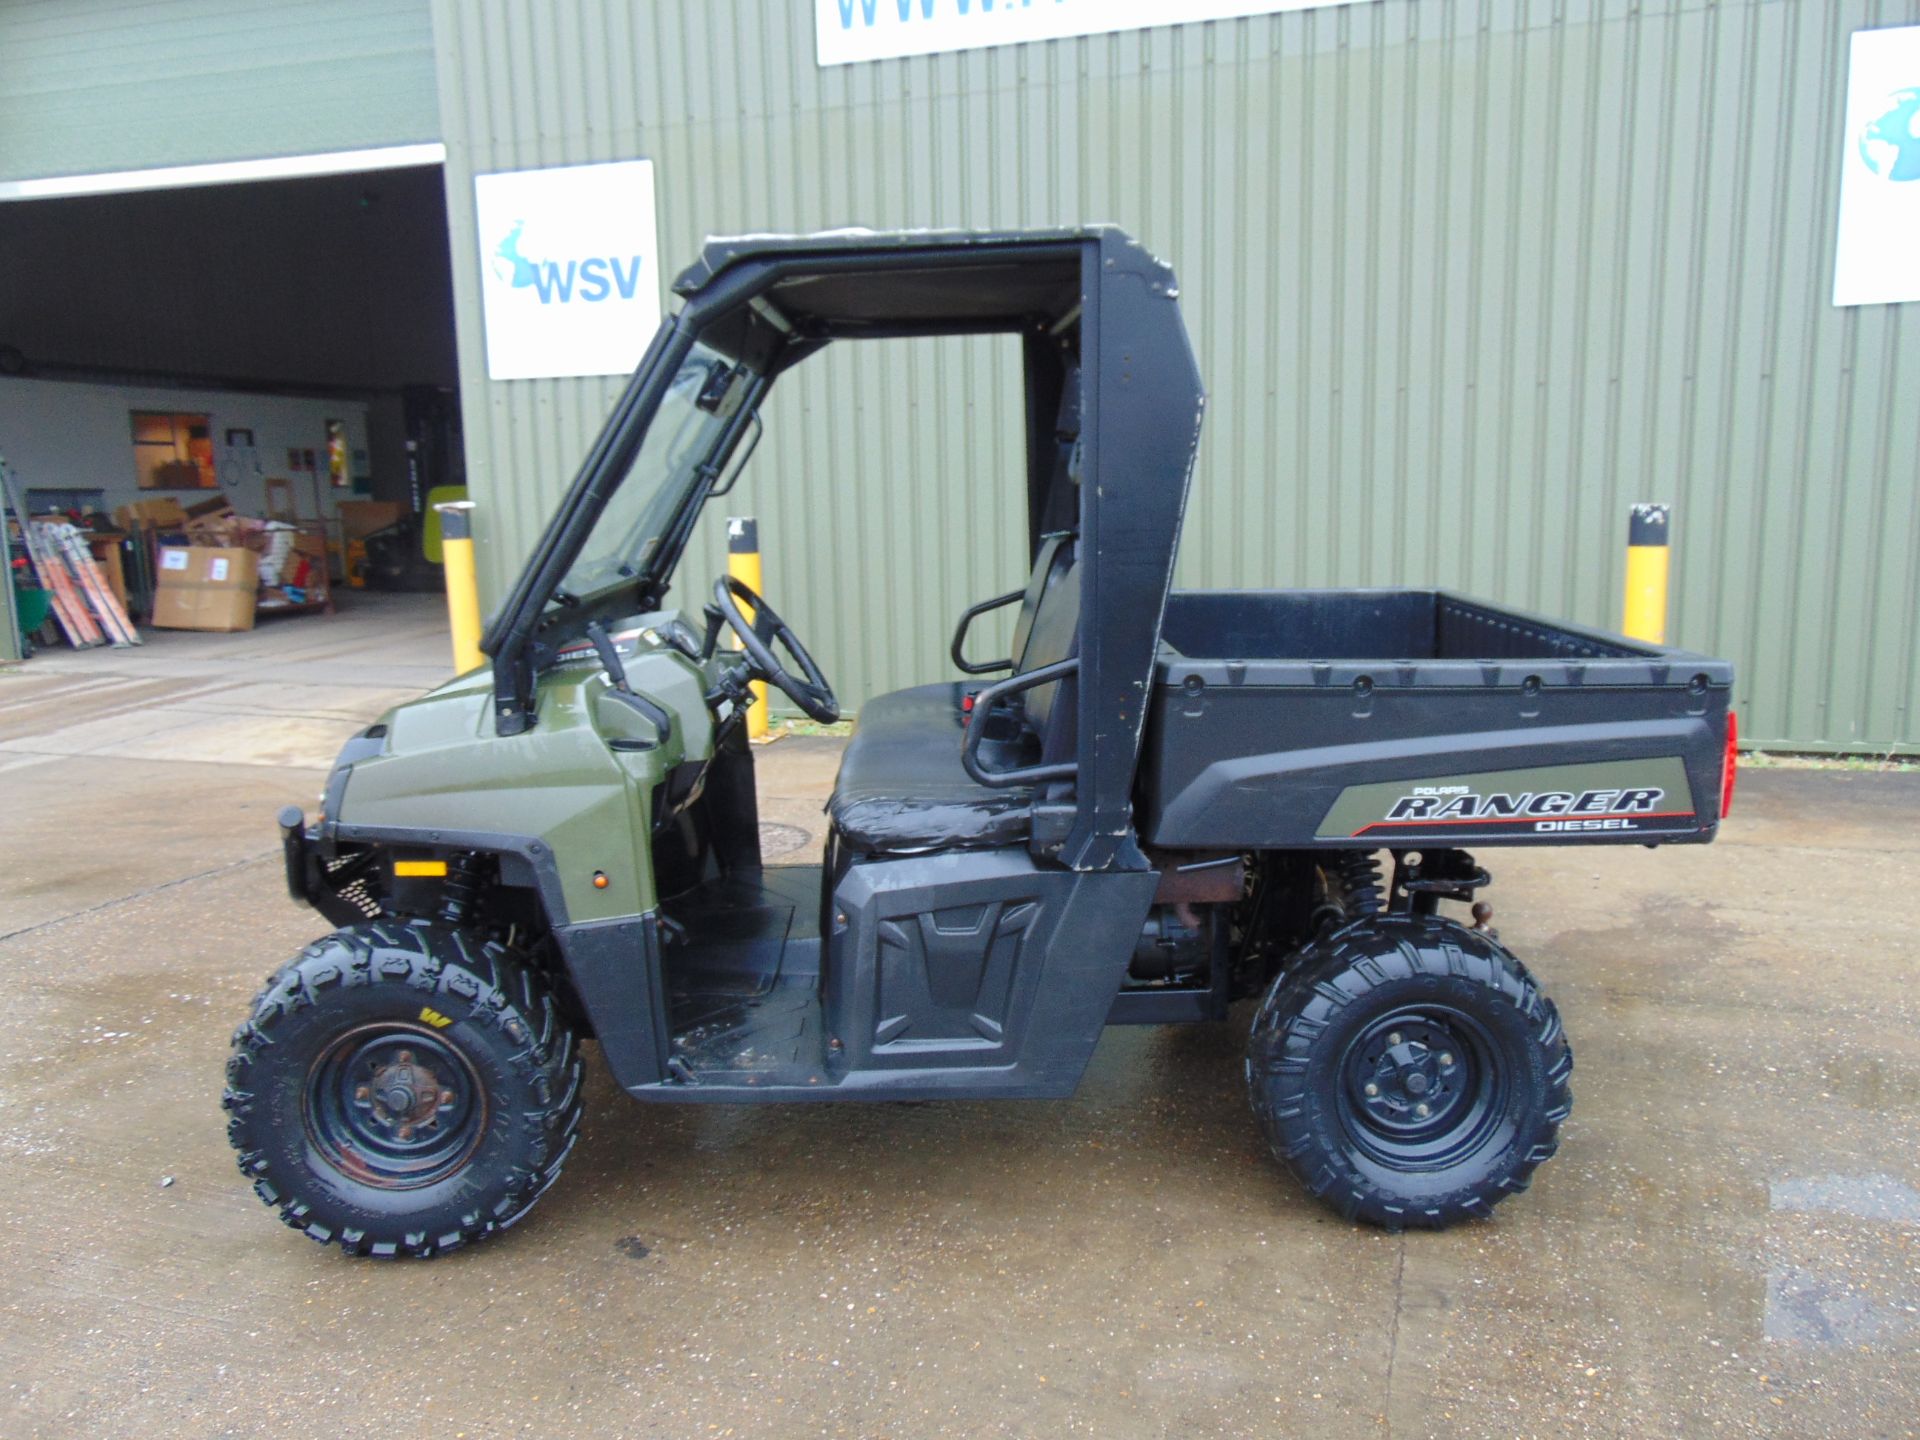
[1315,759,1699,840]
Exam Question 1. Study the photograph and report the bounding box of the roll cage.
[482,227,1206,871]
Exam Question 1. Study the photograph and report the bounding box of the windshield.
[556,341,738,601]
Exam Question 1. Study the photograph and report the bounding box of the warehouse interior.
[1,163,462,652]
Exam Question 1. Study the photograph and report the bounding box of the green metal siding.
[432,0,1920,752]
[0,0,439,182]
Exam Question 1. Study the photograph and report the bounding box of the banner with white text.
[818,0,1369,68]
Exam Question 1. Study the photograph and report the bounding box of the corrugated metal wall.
[0,0,439,181]
[432,0,1920,753]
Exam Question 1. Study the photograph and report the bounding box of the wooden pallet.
[4,502,101,650]
[22,526,101,647]
[44,522,139,646]
[1,465,125,648]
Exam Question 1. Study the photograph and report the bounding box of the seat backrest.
[1007,530,1072,673]
[1016,541,1079,757]
[1008,363,1083,679]
[1006,368,1082,779]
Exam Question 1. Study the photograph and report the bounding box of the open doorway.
[0,162,462,653]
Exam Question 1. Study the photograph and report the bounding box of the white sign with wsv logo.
[817,0,1366,67]
[472,160,661,380]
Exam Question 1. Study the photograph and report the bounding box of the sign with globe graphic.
[1859,88,1920,183]
[1834,27,1920,306]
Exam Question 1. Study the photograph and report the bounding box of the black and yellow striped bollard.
[727,516,770,739]
[435,500,485,674]
[1622,502,1671,645]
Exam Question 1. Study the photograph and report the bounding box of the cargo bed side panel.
[1142,589,1733,851]
[1144,687,1728,848]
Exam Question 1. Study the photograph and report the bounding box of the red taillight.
[1721,709,1739,818]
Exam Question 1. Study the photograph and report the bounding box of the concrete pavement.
[1,599,1917,1438]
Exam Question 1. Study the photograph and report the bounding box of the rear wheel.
[224,920,583,1258]
[1246,915,1571,1229]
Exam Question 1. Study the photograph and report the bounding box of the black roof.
[670,225,1129,296]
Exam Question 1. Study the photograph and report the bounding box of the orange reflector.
[394,859,448,878]
[593,871,609,889]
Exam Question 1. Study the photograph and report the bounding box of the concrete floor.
[1,596,1917,1438]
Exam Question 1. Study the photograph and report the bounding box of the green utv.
[226,229,1738,1256]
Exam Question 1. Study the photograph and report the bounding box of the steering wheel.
[711,575,840,724]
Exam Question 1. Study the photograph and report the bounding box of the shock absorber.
[1327,851,1386,918]
[438,854,486,926]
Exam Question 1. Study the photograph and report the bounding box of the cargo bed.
[1141,589,1734,849]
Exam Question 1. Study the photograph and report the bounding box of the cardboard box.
[152,460,203,489]
[186,513,257,549]
[336,501,409,543]
[113,497,188,531]
[256,525,332,612]
[184,495,235,522]
[151,546,258,632]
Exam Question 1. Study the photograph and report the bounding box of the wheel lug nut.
[354,1085,370,1102]
[1415,1102,1431,1118]
[1439,1052,1454,1067]
[397,1050,413,1064]
[397,1124,414,1141]
[1363,1082,1380,1097]
[439,1090,455,1107]
[1387,1032,1403,1046]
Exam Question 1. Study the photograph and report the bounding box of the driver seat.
[827,540,1079,858]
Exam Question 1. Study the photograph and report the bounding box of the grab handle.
[959,657,1080,789]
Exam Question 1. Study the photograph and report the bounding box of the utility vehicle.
[225,229,1736,1256]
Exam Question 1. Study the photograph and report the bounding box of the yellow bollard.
[436,500,485,674]
[1622,502,1671,645]
[726,516,770,739]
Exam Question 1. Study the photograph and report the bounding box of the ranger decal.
[1315,758,1698,840]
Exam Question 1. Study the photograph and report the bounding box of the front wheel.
[1246,916,1572,1229]
[224,920,583,1258]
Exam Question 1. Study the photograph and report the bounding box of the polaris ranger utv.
[226,228,1736,1256]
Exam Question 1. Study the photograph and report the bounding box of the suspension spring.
[1328,851,1386,918]
[437,855,485,926]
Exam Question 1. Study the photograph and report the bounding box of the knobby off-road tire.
[225,920,584,1258]
[1246,915,1572,1230]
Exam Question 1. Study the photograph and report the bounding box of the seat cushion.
[829,683,1033,855]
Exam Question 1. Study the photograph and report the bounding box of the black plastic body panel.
[1143,588,1733,849]
[325,822,571,923]
[823,851,1156,1098]
[626,850,1157,1102]
[559,914,670,1088]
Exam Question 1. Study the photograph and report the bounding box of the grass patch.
[770,716,855,739]
[1741,748,1918,773]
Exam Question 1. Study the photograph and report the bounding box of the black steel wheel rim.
[304,1022,487,1190]
[1336,1005,1507,1169]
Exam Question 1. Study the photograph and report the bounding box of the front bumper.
[279,806,383,928]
